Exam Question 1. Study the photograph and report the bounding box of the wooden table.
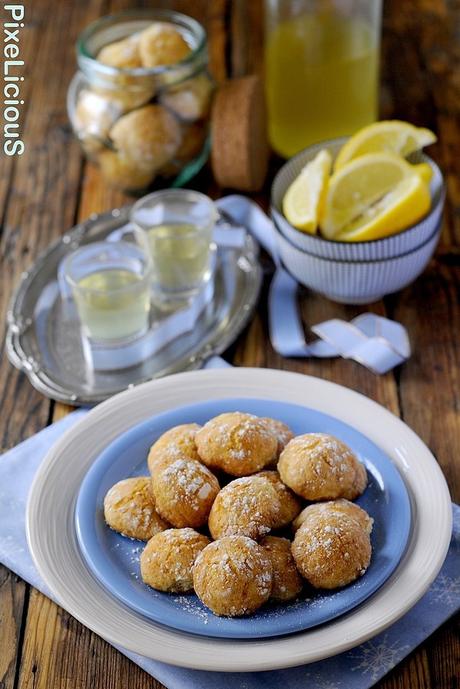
[1,1,459,687]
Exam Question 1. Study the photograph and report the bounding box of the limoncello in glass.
[131,189,217,308]
[146,223,213,296]
[265,0,381,158]
[63,240,152,344]
[74,268,150,342]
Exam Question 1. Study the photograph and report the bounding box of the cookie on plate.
[292,509,372,589]
[195,412,278,476]
[255,470,302,528]
[147,423,201,475]
[208,475,281,540]
[292,499,373,534]
[259,536,303,601]
[278,433,367,501]
[140,528,210,592]
[103,476,169,540]
[193,536,273,616]
[151,458,219,528]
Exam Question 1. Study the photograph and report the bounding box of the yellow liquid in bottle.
[146,223,212,296]
[265,14,379,158]
[75,269,150,342]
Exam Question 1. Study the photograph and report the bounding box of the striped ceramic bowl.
[270,138,445,304]
[271,138,445,261]
[275,220,441,304]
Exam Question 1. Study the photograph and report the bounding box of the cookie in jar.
[68,9,213,192]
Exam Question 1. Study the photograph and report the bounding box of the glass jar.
[265,0,382,158]
[67,9,213,193]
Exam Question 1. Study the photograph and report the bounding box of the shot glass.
[131,189,218,308]
[61,239,152,344]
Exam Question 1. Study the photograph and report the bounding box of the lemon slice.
[335,120,437,170]
[282,149,332,233]
[335,175,431,242]
[320,152,426,239]
[413,162,433,185]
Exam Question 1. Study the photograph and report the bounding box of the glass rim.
[130,188,217,231]
[62,241,152,296]
[76,9,207,78]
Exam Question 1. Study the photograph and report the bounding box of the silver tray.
[6,207,262,405]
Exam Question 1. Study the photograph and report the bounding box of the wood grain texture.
[0,0,93,681]
[15,590,165,689]
[0,1,458,689]
[0,569,27,689]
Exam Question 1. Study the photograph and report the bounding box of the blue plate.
[75,398,411,639]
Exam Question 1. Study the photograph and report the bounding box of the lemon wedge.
[282,149,332,233]
[320,152,427,239]
[335,175,431,242]
[335,120,437,170]
[413,162,433,185]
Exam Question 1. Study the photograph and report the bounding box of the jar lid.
[211,75,269,192]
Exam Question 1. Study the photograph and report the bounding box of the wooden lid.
[211,75,269,192]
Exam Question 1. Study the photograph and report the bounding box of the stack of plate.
[26,369,452,672]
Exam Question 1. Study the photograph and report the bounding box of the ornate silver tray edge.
[6,207,262,405]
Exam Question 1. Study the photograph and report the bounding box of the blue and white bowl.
[270,138,445,304]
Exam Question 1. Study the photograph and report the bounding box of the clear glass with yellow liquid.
[265,0,381,158]
[131,189,217,308]
[74,269,150,342]
[146,223,214,297]
[62,241,152,344]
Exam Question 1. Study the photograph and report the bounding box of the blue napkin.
[0,411,458,689]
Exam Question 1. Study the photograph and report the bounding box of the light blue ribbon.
[216,196,411,374]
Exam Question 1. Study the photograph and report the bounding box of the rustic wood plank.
[0,569,27,689]
[389,258,460,501]
[231,0,264,77]
[0,0,107,448]
[0,4,40,228]
[0,4,94,689]
[16,590,164,689]
[382,0,460,248]
[424,618,460,689]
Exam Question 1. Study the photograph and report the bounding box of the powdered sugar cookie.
[160,73,212,122]
[258,417,294,462]
[292,499,373,534]
[140,528,210,592]
[196,412,277,476]
[208,475,281,540]
[292,510,372,589]
[151,458,219,528]
[147,423,201,475]
[255,470,302,528]
[139,22,190,68]
[278,433,366,501]
[259,536,303,601]
[103,476,169,541]
[110,104,181,172]
[193,536,273,616]
[97,33,142,69]
[97,150,156,191]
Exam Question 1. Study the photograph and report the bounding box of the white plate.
[26,369,452,672]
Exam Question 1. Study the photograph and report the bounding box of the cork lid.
[211,75,269,192]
